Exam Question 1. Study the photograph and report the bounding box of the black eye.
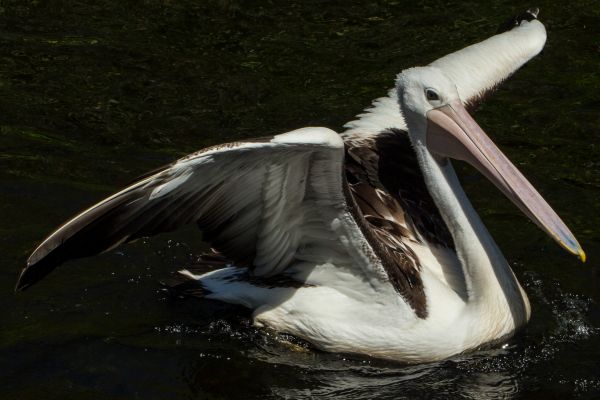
[425,88,439,101]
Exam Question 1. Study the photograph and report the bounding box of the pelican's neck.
[408,121,529,325]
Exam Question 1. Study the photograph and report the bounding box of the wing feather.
[431,18,546,108]
[17,127,356,290]
[343,12,547,137]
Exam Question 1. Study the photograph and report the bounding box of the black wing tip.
[15,267,33,292]
[526,7,540,19]
[497,7,540,34]
[15,256,35,292]
[15,249,64,292]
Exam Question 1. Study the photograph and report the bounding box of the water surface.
[1,1,599,399]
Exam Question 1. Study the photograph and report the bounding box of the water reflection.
[460,373,519,400]
[182,342,523,400]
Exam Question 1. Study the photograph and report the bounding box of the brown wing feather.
[374,129,455,248]
[344,128,454,318]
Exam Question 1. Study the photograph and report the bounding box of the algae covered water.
[1,1,599,398]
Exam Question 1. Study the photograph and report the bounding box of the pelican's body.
[17,11,584,362]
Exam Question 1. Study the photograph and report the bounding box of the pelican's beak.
[426,100,585,262]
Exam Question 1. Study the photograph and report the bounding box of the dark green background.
[1,1,598,398]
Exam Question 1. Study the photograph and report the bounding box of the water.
[1,1,599,398]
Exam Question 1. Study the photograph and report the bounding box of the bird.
[16,10,585,362]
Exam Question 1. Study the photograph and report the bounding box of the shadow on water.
[1,1,599,399]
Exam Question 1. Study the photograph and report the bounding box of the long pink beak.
[426,100,585,262]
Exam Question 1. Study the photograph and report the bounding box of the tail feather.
[160,252,231,298]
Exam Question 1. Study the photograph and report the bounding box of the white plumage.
[18,13,584,363]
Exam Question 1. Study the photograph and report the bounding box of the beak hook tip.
[579,249,587,263]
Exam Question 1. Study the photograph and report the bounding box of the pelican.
[16,10,585,362]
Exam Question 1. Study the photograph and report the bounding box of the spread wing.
[16,127,390,292]
[430,11,546,108]
[343,11,547,137]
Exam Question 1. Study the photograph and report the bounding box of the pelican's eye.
[425,88,440,101]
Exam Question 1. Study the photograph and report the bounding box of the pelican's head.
[396,66,460,138]
[396,66,585,262]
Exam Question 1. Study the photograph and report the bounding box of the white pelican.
[16,10,585,362]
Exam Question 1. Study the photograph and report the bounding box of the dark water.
[1,1,599,399]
